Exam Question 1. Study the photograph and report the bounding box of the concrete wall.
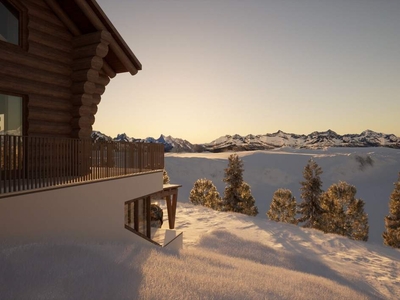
[0,171,163,244]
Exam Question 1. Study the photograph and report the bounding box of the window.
[0,93,23,135]
[0,0,20,45]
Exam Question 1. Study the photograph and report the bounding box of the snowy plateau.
[92,129,400,153]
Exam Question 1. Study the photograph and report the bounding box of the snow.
[166,147,400,244]
[206,130,399,151]
[1,148,400,299]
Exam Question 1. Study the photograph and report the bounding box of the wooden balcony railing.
[0,135,164,195]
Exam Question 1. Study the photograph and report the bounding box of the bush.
[267,189,297,224]
[189,178,222,210]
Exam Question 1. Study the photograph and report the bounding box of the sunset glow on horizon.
[95,0,400,144]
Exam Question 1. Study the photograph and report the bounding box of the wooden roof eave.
[44,0,141,77]
[74,0,141,75]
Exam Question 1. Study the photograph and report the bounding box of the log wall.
[0,0,113,139]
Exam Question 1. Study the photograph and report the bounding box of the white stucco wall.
[0,171,163,244]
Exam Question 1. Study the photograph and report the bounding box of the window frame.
[0,89,27,136]
[0,0,28,50]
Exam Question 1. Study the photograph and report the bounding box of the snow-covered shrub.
[267,188,297,224]
[297,159,324,228]
[320,181,369,241]
[189,178,222,210]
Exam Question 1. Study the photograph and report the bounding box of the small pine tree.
[267,188,297,224]
[222,154,258,216]
[189,178,222,210]
[320,181,368,241]
[223,154,244,212]
[237,182,258,216]
[297,159,324,229]
[347,198,369,241]
[383,173,400,248]
[163,169,170,184]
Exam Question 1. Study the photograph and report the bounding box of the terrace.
[0,135,164,196]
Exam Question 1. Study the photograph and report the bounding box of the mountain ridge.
[91,129,400,152]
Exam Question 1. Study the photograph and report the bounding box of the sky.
[95,0,400,144]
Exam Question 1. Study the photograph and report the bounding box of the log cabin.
[0,0,182,248]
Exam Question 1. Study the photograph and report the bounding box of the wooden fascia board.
[87,0,142,70]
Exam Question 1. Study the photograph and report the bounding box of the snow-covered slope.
[165,147,400,244]
[2,147,400,299]
[1,203,399,299]
[206,130,400,152]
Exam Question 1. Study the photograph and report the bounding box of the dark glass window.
[0,94,22,135]
[0,1,19,45]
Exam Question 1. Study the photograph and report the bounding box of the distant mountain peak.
[205,130,399,152]
[93,129,399,153]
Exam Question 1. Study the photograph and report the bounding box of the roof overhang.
[45,0,142,77]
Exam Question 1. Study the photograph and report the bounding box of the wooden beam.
[71,104,98,117]
[71,94,93,106]
[28,28,72,53]
[71,69,99,83]
[38,2,113,79]
[71,115,95,128]
[0,42,71,75]
[91,94,101,105]
[73,31,112,48]
[165,195,173,230]
[72,81,96,95]
[28,107,72,123]
[43,0,81,36]
[95,73,110,86]
[73,0,138,75]
[72,43,109,60]
[28,95,72,112]
[72,56,103,72]
[0,76,71,99]
[24,0,66,27]
[28,16,72,42]
[0,59,71,88]
[94,84,105,95]
[28,120,72,135]
[102,61,116,78]
[71,127,93,139]
[29,41,72,65]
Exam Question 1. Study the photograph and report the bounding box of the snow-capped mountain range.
[91,131,195,152]
[206,129,400,152]
[91,129,399,152]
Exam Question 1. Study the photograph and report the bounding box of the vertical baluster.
[0,136,3,194]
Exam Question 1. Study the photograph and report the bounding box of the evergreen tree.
[320,181,369,241]
[163,169,170,184]
[237,182,258,216]
[222,154,258,216]
[267,188,297,224]
[383,173,400,248]
[347,198,369,241]
[189,178,222,210]
[297,159,324,229]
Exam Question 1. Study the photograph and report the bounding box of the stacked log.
[71,31,112,139]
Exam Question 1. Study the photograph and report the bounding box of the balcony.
[0,135,164,196]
